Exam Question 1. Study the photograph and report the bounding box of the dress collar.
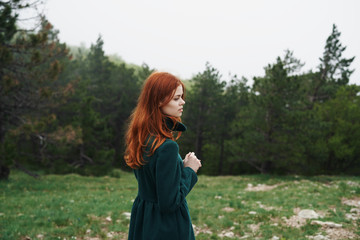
[164,117,187,132]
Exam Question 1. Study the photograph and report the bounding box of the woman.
[125,72,202,240]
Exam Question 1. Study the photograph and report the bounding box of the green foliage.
[319,24,355,86]
[0,8,358,177]
[314,85,360,174]
[229,51,308,174]
[0,1,72,179]
[180,63,227,175]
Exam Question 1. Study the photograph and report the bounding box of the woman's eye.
[174,98,179,101]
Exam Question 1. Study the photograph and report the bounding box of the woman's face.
[161,85,185,117]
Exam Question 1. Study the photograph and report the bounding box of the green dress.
[128,120,198,240]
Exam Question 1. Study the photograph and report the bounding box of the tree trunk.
[260,160,273,174]
[195,123,203,161]
[195,103,204,160]
[0,108,10,180]
[218,132,225,175]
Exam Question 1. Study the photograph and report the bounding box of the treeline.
[1,1,359,179]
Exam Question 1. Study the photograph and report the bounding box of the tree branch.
[13,160,40,178]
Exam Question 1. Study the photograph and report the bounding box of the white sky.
[43,0,360,85]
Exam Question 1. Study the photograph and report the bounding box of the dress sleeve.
[155,140,198,213]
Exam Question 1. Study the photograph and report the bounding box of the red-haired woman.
[125,72,202,240]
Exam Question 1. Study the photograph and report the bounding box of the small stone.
[298,209,319,219]
[122,212,131,220]
[239,235,250,239]
[345,213,358,220]
[105,216,112,222]
[272,236,280,240]
[342,198,360,207]
[310,234,329,240]
[86,229,91,234]
[311,220,342,228]
[249,211,257,215]
[224,232,234,238]
[350,208,360,213]
[222,207,235,212]
[218,231,235,238]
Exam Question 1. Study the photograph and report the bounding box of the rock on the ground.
[122,212,131,220]
[311,220,342,228]
[307,234,330,240]
[218,230,235,238]
[298,209,320,219]
[222,207,235,212]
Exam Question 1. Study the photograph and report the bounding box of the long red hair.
[124,72,185,169]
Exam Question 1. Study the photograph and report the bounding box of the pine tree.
[310,24,355,106]
[0,1,70,179]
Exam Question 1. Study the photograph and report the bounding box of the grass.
[1,170,359,240]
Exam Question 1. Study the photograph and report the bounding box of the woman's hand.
[183,152,202,173]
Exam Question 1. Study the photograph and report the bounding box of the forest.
[1,0,359,179]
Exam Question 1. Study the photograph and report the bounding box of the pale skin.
[161,85,202,173]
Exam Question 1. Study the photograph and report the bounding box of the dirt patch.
[325,228,359,240]
[283,208,324,228]
[245,183,283,192]
[282,215,307,228]
[342,197,360,207]
[308,228,360,240]
[193,224,213,236]
[248,223,261,233]
[217,226,236,238]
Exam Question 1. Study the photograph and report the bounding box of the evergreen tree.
[310,24,355,107]
[181,63,226,175]
[232,51,306,174]
[0,1,70,179]
[314,85,360,174]
[217,76,249,174]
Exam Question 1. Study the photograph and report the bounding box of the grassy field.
[1,170,360,240]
